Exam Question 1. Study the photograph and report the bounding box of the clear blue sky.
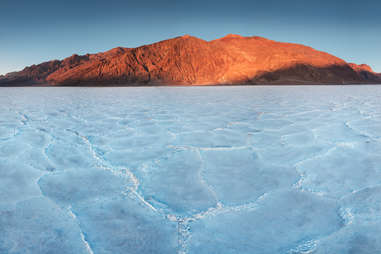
[1,0,380,75]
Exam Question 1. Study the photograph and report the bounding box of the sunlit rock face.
[1,86,381,253]
[1,35,380,85]
[349,63,381,81]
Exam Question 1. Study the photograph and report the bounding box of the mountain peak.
[349,63,374,73]
[176,34,202,40]
[222,34,244,39]
[169,34,206,43]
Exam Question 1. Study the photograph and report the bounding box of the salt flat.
[1,86,381,254]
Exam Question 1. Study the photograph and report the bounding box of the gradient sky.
[1,0,380,75]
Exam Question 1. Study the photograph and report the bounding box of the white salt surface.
[1,86,381,253]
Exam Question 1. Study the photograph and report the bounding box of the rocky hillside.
[1,35,380,85]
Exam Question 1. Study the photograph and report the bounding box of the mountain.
[348,63,381,81]
[1,34,380,86]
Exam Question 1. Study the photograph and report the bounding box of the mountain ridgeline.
[1,34,380,86]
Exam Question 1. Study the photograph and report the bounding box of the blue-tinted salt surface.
[1,86,381,253]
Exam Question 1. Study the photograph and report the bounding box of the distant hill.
[1,34,380,86]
